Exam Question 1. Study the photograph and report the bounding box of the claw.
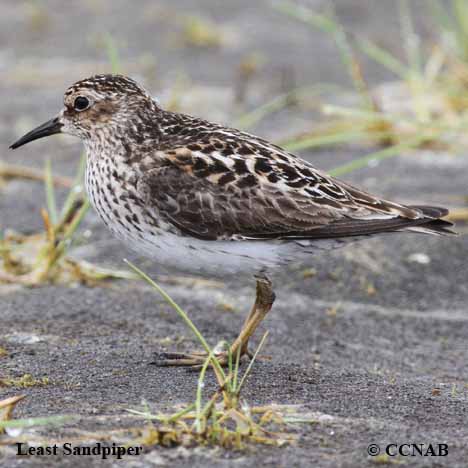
[151,276,275,369]
[151,350,233,368]
[151,351,211,367]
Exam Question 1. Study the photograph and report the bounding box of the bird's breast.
[85,153,157,242]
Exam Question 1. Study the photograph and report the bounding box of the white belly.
[111,224,349,277]
[121,229,288,276]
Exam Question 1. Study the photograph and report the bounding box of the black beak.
[9,117,63,150]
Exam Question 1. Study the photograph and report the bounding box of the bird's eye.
[73,96,90,111]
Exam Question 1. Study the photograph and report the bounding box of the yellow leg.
[155,275,275,367]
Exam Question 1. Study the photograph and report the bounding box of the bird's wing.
[136,136,446,241]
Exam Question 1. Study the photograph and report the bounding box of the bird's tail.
[405,206,456,236]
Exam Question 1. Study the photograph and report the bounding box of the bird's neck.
[84,111,164,165]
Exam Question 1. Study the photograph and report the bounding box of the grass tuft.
[0,268,314,449]
[124,260,302,448]
[181,15,223,48]
[0,374,50,388]
[268,0,468,170]
[0,157,134,286]
[0,394,73,438]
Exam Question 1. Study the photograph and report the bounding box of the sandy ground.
[1,1,468,466]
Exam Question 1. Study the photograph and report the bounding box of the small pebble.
[407,253,431,265]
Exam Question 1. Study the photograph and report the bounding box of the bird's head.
[10,74,156,149]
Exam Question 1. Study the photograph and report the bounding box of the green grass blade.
[124,260,226,380]
[233,92,296,130]
[237,331,268,394]
[0,415,74,430]
[321,104,387,120]
[357,38,409,78]
[60,199,90,243]
[429,0,455,35]
[125,408,165,421]
[274,1,338,33]
[233,84,341,130]
[232,344,242,394]
[227,343,233,393]
[44,158,58,225]
[103,33,122,74]
[400,0,422,76]
[453,0,468,60]
[72,261,138,281]
[283,129,374,152]
[126,403,196,423]
[60,152,87,221]
[195,351,215,433]
[274,1,373,108]
[51,199,91,264]
[166,403,197,423]
[329,136,428,177]
[320,103,418,126]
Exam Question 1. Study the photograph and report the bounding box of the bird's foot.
[152,275,273,369]
[152,348,252,368]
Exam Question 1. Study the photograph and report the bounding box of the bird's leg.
[154,275,275,367]
[230,275,275,358]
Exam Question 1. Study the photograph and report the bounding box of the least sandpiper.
[10,74,455,366]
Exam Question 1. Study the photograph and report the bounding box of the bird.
[10,74,455,366]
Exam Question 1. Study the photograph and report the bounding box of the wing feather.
[136,137,450,240]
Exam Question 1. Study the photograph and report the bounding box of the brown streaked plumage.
[10,74,456,367]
